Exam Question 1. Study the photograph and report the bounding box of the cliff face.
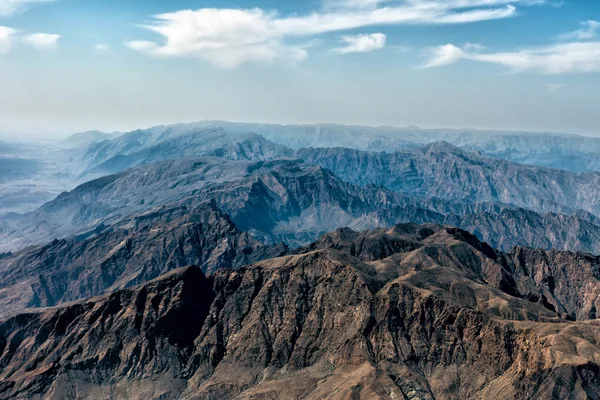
[506,247,600,321]
[1,224,599,400]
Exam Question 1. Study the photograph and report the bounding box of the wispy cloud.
[334,33,386,54]
[126,0,543,68]
[0,0,54,17]
[423,41,600,74]
[0,28,60,54]
[559,20,600,41]
[22,32,59,50]
[323,0,392,9]
[94,43,110,53]
[0,25,16,54]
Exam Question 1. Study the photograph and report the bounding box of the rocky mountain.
[0,157,442,251]
[306,224,600,322]
[297,144,600,217]
[62,125,600,219]
[0,201,287,317]
[0,224,598,399]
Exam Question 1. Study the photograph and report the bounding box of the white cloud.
[423,41,600,74]
[335,32,386,54]
[22,32,59,50]
[125,40,157,53]
[126,0,544,68]
[422,44,466,67]
[0,0,54,17]
[323,0,392,9]
[560,20,600,41]
[0,25,16,54]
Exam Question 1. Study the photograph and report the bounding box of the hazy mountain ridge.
[61,130,122,149]
[74,127,293,179]
[0,224,599,399]
[182,121,600,172]
[66,121,600,175]
[5,121,600,215]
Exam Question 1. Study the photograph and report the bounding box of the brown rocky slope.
[0,224,599,399]
[0,200,287,317]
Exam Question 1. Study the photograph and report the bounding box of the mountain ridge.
[3,153,600,257]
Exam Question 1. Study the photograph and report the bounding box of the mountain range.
[0,223,598,399]
[4,134,600,256]
[2,121,600,399]
[4,120,600,215]
[0,201,288,317]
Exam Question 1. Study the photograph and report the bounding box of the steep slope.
[0,224,599,399]
[0,201,287,316]
[507,246,600,321]
[297,144,600,217]
[308,225,600,322]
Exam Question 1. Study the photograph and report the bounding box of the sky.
[0,0,599,139]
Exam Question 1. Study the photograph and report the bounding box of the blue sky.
[0,0,599,138]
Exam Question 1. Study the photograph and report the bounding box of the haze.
[0,0,599,139]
